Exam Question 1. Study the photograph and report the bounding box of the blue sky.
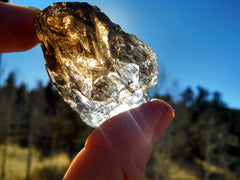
[1,0,240,109]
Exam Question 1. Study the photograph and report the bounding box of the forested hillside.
[0,72,239,180]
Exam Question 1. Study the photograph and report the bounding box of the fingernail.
[26,6,40,11]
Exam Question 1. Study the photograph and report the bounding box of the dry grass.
[2,144,202,180]
[144,152,240,180]
[168,162,201,180]
[1,144,239,180]
[195,158,240,180]
[144,152,201,180]
[0,144,71,180]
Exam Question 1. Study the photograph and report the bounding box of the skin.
[0,2,174,179]
[0,2,39,53]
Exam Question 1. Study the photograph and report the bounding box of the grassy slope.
[0,144,71,180]
[1,144,239,180]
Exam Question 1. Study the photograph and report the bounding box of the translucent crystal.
[35,2,158,127]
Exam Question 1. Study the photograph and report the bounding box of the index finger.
[0,2,40,53]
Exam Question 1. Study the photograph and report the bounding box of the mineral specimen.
[35,2,158,127]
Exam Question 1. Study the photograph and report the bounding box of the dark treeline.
[0,72,240,179]
[147,87,240,179]
[0,72,93,158]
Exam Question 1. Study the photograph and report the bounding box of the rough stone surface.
[35,2,158,127]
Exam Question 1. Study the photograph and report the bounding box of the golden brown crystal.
[35,2,158,127]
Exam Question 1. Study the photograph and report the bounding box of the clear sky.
[1,0,240,109]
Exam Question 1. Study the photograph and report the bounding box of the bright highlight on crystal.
[35,2,158,127]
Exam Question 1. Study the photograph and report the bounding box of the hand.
[0,2,39,53]
[0,2,174,180]
[64,100,174,180]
